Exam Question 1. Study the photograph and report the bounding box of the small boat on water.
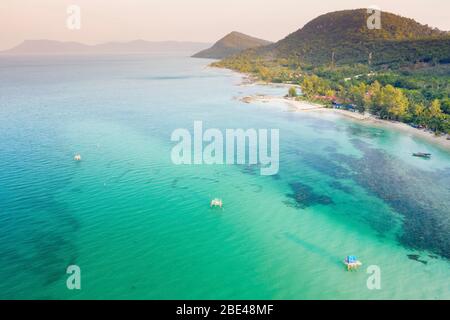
[412,152,431,158]
[210,198,223,208]
[344,255,362,271]
[74,154,82,161]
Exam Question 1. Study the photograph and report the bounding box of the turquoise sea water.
[0,54,449,299]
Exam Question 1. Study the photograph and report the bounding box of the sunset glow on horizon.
[1,0,449,50]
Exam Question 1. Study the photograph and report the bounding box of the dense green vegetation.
[213,9,450,134]
[252,9,450,67]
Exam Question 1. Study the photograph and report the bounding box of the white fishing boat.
[210,198,223,208]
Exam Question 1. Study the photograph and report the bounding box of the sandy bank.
[240,95,450,150]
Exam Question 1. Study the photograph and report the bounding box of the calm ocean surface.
[0,54,449,299]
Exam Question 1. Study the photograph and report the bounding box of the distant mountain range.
[219,9,450,68]
[0,40,211,55]
[192,31,272,59]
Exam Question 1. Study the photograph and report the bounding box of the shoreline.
[210,66,450,151]
[241,94,450,151]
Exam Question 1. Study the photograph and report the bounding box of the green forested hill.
[192,31,271,59]
[232,9,450,67]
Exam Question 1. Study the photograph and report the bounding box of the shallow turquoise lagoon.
[0,54,449,299]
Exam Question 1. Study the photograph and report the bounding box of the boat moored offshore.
[210,198,223,208]
[412,152,431,158]
[344,255,362,271]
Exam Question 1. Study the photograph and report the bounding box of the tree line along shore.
[214,58,450,138]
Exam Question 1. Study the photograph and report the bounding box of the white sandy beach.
[241,94,450,150]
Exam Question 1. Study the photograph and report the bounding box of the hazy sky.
[1,0,449,50]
